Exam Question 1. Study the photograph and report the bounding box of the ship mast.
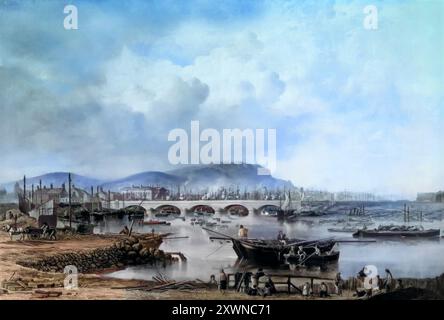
[68,172,72,229]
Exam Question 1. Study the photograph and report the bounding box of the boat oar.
[202,227,236,240]
[163,236,190,240]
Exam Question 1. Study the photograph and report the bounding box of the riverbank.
[0,231,353,300]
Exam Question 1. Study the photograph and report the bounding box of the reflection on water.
[104,202,444,281]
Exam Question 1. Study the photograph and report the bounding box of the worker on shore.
[263,276,277,296]
[209,274,218,286]
[384,268,394,291]
[252,268,265,288]
[302,282,311,297]
[243,272,252,292]
[319,282,329,298]
[219,269,227,293]
[238,225,248,238]
[335,272,344,295]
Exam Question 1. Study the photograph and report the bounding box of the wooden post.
[287,276,291,294]
[23,175,27,215]
[68,173,72,229]
[39,179,42,217]
[310,278,314,294]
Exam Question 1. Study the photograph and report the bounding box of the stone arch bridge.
[111,200,298,216]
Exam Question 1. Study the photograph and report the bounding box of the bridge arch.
[256,204,280,216]
[155,204,181,215]
[189,205,215,214]
[224,204,249,216]
[124,205,147,213]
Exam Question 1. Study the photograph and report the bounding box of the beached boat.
[353,225,440,238]
[204,228,337,266]
[231,238,337,265]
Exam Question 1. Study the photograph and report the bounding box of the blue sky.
[0,0,443,198]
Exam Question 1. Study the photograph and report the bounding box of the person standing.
[302,282,311,297]
[219,269,228,293]
[384,268,394,291]
[238,225,248,238]
[252,268,265,288]
[319,282,329,298]
[335,272,343,295]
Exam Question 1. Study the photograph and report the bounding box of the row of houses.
[26,184,169,207]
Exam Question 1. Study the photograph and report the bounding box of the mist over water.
[103,202,444,281]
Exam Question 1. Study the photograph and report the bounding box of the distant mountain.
[101,171,185,191]
[0,164,294,193]
[0,172,103,193]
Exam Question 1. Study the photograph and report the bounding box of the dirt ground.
[0,231,357,300]
[0,232,152,299]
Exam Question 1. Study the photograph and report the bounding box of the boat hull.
[353,229,440,238]
[231,239,336,265]
[286,251,340,266]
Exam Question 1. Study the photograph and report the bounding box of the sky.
[0,0,443,198]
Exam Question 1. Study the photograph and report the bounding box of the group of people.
[355,267,396,298]
[215,269,344,298]
[216,268,277,297]
[300,273,343,298]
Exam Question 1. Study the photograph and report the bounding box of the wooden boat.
[142,220,171,226]
[204,227,337,266]
[353,228,440,238]
[231,238,337,265]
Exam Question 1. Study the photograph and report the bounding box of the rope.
[206,243,226,258]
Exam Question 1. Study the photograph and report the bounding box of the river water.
[99,202,444,281]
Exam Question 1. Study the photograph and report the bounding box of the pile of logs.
[1,273,64,294]
[113,273,216,292]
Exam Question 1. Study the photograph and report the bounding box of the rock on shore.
[16,236,177,273]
